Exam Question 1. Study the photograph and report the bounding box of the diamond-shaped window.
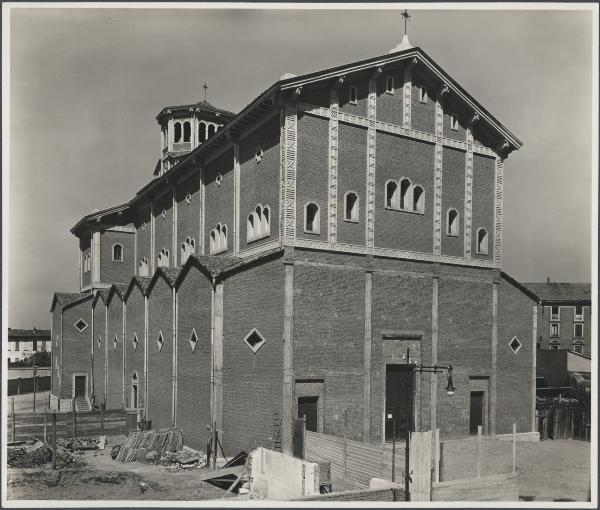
[74,319,88,333]
[132,334,139,352]
[114,334,119,351]
[157,331,164,352]
[509,336,522,355]
[98,335,102,349]
[189,329,198,353]
[242,328,267,354]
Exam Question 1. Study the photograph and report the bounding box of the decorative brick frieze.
[494,158,504,267]
[328,88,339,243]
[236,239,281,258]
[433,100,444,256]
[366,75,377,250]
[464,128,474,258]
[403,65,412,128]
[233,140,241,255]
[281,103,298,240]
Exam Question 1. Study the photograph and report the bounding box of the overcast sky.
[6,6,595,329]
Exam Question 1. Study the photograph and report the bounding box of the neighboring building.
[524,282,592,355]
[7,327,51,363]
[50,34,539,455]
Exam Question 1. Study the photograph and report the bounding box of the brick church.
[50,34,538,455]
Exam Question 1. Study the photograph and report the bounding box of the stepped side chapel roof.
[124,277,153,300]
[50,291,93,312]
[71,45,522,238]
[146,267,182,295]
[106,283,129,305]
[91,288,111,308]
[522,283,591,304]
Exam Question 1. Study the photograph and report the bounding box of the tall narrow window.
[450,114,459,130]
[386,181,399,209]
[419,86,428,103]
[476,228,489,255]
[575,306,584,321]
[413,185,424,213]
[574,323,584,339]
[446,209,459,236]
[112,244,123,262]
[305,202,320,233]
[400,178,411,210]
[210,223,228,254]
[199,122,207,143]
[174,122,182,143]
[208,124,216,137]
[183,121,191,142]
[349,85,358,105]
[181,237,196,264]
[246,205,270,243]
[551,306,560,321]
[386,75,395,94]
[344,192,359,222]
[138,257,149,277]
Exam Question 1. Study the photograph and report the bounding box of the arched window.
[158,248,170,267]
[112,244,123,262]
[180,236,196,265]
[344,192,359,222]
[138,257,149,277]
[400,178,412,210]
[386,180,399,209]
[305,202,320,233]
[446,209,459,236]
[573,341,584,354]
[413,185,424,213]
[210,223,228,254]
[476,228,488,255]
[208,124,216,138]
[183,121,191,142]
[199,122,207,143]
[246,205,271,243]
[247,214,255,242]
[174,122,182,143]
[262,207,270,237]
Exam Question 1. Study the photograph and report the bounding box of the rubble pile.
[58,436,106,451]
[115,427,184,463]
[162,446,207,470]
[7,441,51,468]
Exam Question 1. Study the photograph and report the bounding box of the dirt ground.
[6,436,591,502]
[7,435,233,502]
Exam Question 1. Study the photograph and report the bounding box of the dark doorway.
[470,391,485,434]
[298,396,318,432]
[74,376,86,398]
[385,364,412,441]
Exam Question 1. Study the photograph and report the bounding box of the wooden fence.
[7,409,126,442]
[536,407,591,441]
[431,472,519,501]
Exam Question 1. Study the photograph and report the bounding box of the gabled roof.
[70,202,130,237]
[523,283,591,304]
[106,283,129,305]
[124,277,153,301]
[50,291,92,312]
[175,247,284,288]
[147,267,182,295]
[92,288,111,308]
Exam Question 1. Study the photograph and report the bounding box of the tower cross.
[202,82,208,102]
[401,9,411,36]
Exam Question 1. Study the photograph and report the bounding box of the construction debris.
[58,435,106,451]
[7,441,51,468]
[111,445,121,459]
[116,427,184,463]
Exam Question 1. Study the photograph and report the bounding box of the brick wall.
[124,285,145,410]
[443,108,467,142]
[92,302,106,404]
[175,171,201,260]
[472,155,495,260]
[204,148,234,255]
[441,147,465,257]
[376,67,404,125]
[239,116,280,250]
[304,85,330,109]
[375,133,435,253]
[106,295,124,410]
[497,277,535,433]
[100,230,135,284]
[294,257,365,442]
[135,205,151,273]
[411,73,436,133]
[175,266,213,450]
[153,191,173,266]
[147,276,174,428]
[339,73,368,118]
[221,258,285,454]
[62,299,93,399]
[296,113,328,241]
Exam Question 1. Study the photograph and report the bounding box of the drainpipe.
[172,287,177,426]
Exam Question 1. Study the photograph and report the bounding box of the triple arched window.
[210,223,228,254]
[385,179,425,214]
[446,209,459,237]
[112,244,123,262]
[247,205,270,242]
[157,248,170,268]
[476,228,488,255]
[304,202,320,234]
[181,237,196,264]
[138,257,149,277]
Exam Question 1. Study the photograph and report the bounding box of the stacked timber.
[115,427,183,463]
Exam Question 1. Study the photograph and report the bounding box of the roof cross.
[202,82,208,102]
[401,9,411,36]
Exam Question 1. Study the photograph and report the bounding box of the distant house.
[524,282,592,356]
[7,327,51,363]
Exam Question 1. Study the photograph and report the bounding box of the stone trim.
[281,103,298,239]
[433,100,444,256]
[403,65,412,128]
[233,140,241,255]
[105,226,136,233]
[366,75,377,250]
[464,128,474,258]
[328,87,339,243]
[494,158,504,267]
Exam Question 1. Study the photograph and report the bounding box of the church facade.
[50,37,538,454]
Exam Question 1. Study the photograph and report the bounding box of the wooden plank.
[410,430,431,501]
[432,473,518,502]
